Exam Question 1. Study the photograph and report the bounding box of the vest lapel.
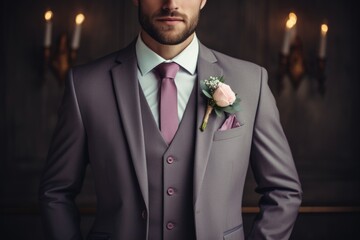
[111,43,149,210]
[193,43,223,204]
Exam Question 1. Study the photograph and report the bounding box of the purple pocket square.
[218,114,241,131]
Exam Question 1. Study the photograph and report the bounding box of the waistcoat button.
[167,187,175,196]
[166,222,175,230]
[166,156,175,164]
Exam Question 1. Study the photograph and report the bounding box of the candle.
[44,11,53,47]
[281,12,297,55]
[289,12,297,43]
[319,24,328,58]
[71,13,85,49]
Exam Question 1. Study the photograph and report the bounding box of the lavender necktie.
[155,62,180,145]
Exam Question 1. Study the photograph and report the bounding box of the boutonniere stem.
[201,105,214,131]
[200,76,241,131]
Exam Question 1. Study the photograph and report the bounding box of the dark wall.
[1,0,359,239]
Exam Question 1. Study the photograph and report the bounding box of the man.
[39,0,302,239]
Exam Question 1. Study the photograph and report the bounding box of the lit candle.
[71,13,85,49]
[319,24,328,58]
[44,10,53,47]
[288,12,297,43]
[281,12,297,55]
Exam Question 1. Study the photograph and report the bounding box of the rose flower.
[213,82,236,107]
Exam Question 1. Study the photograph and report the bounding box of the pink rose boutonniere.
[200,76,241,131]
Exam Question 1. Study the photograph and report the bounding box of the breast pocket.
[213,125,244,141]
[210,123,250,169]
[223,224,244,240]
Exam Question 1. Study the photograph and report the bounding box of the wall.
[1,0,359,239]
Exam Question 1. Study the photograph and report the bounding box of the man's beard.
[138,6,199,45]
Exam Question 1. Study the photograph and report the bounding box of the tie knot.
[155,62,180,79]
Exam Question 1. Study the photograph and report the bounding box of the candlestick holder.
[316,57,326,95]
[278,36,306,92]
[277,35,327,95]
[43,33,78,85]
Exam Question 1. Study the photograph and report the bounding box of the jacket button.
[167,187,175,196]
[166,222,175,230]
[141,210,147,220]
[167,156,174,164]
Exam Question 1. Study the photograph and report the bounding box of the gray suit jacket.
[39,40,302,240]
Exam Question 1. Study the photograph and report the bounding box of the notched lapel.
[194,43,223,204]
[110,45,149,210]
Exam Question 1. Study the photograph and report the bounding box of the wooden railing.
[1,206,360,214]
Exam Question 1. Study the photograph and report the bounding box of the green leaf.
[233,97,241,104]
[223,106,236,113]
[220,103,241,114]
[202,90,213,99]
[214,108,223,117]
[224,108,238,114]
[219,76,225,83]
[200,80,207,90]
[232,104,241,112]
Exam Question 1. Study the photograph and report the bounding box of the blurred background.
[1,0,359,239]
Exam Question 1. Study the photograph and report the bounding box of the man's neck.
[140,30,194,60]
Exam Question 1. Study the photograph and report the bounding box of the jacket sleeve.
[39,69,88,240]
[247,67,302,240]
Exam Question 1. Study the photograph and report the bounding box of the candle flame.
[321,24,328,35]
[286,18,296,29]
[286,12,297,29]
[75,13,85,25]
[289,12,297,22]
[44,11,53,21]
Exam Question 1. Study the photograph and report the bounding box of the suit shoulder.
[71,41,135,81]
[212,49,264,74]
[208,49,267,86]
[71,51,118,79]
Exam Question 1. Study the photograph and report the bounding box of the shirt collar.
[135,33,199,76]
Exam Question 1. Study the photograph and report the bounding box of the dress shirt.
[135,34,199,127]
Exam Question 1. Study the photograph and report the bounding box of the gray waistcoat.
[139,83,197,240]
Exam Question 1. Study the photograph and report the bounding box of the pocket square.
[218,114,241,131]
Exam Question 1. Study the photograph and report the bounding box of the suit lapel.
[193,43,223,204]
[111,43,149,210]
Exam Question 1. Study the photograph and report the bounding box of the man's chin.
[141,21,195,45]
[156,37,189,45]
[152,29,194,45]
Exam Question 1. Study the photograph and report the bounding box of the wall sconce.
[278,12,328,95]
[43,10,85,85]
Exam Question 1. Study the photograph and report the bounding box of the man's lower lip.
[158,20,182,25]
[160,21,181,25]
